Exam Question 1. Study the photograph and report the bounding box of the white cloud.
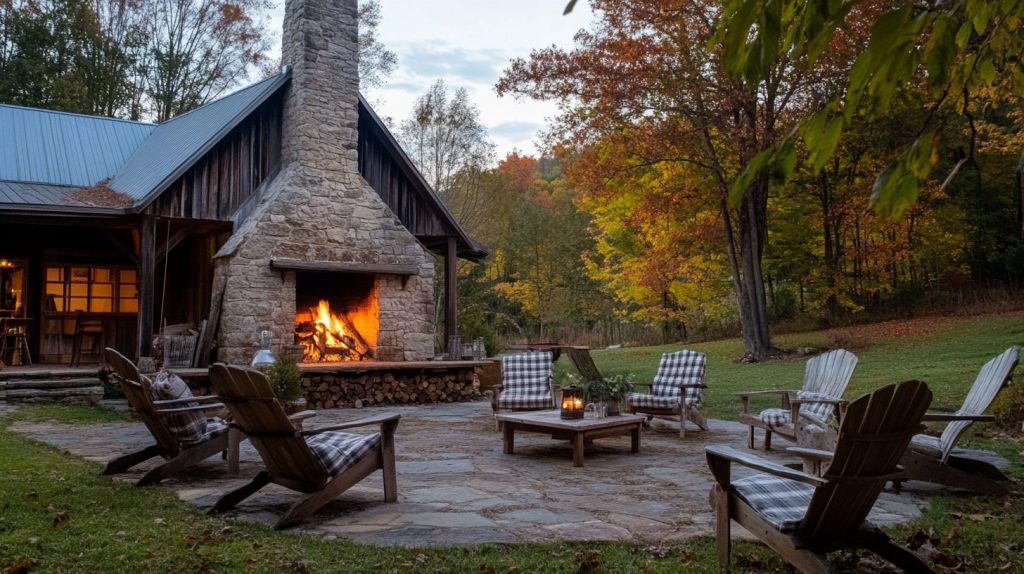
[264,0,594,159]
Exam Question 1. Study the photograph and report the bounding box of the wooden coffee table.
[495,410,645,467]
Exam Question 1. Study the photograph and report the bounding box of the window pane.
[119,285,137,299]
[120,269,137,283]
[92,284,113,298]
[69,297,88,312]
[70,268,89,282]
[46,267,63,282]
[90,298,112,312]
[45,283,64,296]
[119,299,138,313]
[46,295,65,312]
[92,268,113,283]
[69,283,88,297]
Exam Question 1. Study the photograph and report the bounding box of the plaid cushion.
[759,408,793,429]
[306,431,382,476]
[732,473,813,531]
[625,393,681,409]
[181,417,228,447]
[151,370,207,445]
[499,352,554,409]
[795,390,836,422]
[650,350,706,407]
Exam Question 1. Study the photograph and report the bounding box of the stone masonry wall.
[213,0,435,363]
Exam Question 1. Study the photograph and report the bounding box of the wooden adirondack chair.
[708,380,935,573]
[738,349,858,450]
[102,347,236,486]
[486,351,556,430]
[625,350,708,438]
[208,363,399,529]
[895,346,1020,496]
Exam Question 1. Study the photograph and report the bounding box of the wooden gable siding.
[144,94,283,220]
[357,111,450,238]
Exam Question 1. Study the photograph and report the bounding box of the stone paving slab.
[9,401,930,546]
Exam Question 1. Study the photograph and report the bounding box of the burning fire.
[296,299,372,362]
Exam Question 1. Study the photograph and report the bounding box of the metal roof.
[0,105,154,187]
[109,72,289,206]
[0,72,288,210]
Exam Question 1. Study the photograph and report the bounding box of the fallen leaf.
[415,554,428,563]
[52,511,69,527]
[1,559,38,574]
[23,492,37,501]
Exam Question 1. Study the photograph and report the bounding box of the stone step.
[0,368,99,381]
[3,378,101,390]
[3,386,103,403]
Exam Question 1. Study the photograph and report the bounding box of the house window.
[45,266,138,313]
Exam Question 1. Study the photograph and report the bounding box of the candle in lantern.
[560,386,585,420]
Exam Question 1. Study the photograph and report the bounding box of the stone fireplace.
[212,0,436,364]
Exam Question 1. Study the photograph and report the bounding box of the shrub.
[458,315,501,357]
[993,383,1024,431]
[267,356,303,402]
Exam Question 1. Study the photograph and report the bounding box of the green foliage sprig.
[267,356,303,402]
[583,374,636,403]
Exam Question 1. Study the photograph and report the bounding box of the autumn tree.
[499,0,817,359]
[399,79,495,217]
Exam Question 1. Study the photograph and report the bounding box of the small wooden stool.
[0,318,32,366]
[70,315,104,366]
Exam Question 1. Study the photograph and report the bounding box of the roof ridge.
[0,103,155,126]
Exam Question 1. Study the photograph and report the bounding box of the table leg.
[572,432,585,467]
[227,426,242,475]
[503,422,515,454]
[631,424,641,454]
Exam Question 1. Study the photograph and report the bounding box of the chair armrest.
[789,397,846,406]
[678,383,707,388]
[300,412,401,436]
[786,446,834,462]
[288,410,317,422]
[154,395,221,407]
[922,413,995,422]
[156,403,225,415]
[705,445,827,487]
[735,390,796,398]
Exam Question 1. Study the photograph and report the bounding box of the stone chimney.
[213,0,437,364]
[280,0,360,174]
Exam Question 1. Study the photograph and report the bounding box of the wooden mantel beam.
[269,258,419,276]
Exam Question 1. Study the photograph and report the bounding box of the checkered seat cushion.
[732,473,814,531]
[759,391,835,430]
[151,370,210,445]
[498,352,554,409]
[180,417,229,447]
[626,350,706,410]
[305,432,382,476]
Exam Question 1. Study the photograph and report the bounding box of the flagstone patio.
[10,401,931,546]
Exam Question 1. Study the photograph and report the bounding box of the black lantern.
[560,386,585,420]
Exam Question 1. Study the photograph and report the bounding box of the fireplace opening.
[294,272,379,362]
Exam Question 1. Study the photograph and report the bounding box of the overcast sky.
[265,1,594,159]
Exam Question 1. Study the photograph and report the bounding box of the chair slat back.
[208,363,328,485]
[103,347,180,453]
[937,346,1020,460]
[800,380,932,541]
[566,347,603,383]
[501,352,554,397]
[802,349,858,398]
[652,350,706,403]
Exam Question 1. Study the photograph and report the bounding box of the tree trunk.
[736,176,773,360]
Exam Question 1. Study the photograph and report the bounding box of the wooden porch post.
[137,217,156,360]
[444,237,458,354]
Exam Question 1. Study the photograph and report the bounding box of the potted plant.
[267,355,306,414]
[583,374,635,416]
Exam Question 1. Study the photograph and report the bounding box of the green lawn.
[1,313,1023,573]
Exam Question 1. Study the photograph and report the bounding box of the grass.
[2,312,1023,573]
